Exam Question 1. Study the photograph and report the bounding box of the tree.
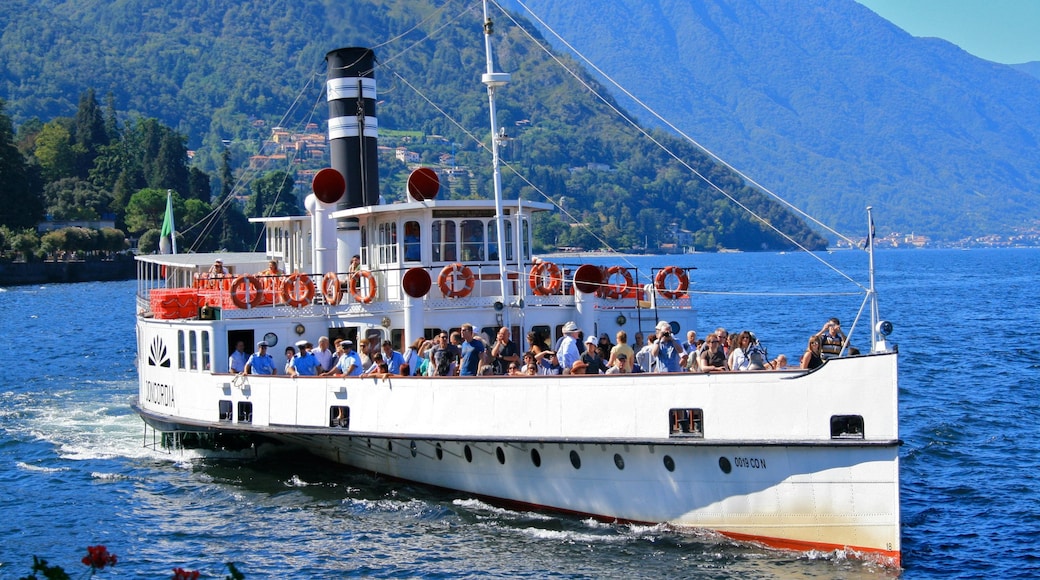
[244,170,301,219]
[33,120,76,182]
[0,100,44,229]
[42,178,113,220]
[73,88,108,179]
[125,188,182,234]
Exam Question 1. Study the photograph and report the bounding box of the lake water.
[1,248,1038,578]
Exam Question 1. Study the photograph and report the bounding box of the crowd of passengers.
[231,316,853,378]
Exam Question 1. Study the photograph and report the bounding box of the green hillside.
[0,0,827,252]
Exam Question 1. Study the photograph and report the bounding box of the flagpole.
[866,206,878,351]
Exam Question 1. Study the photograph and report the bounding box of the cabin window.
[520,218,530,260]
[461,219,485,261]
[201,331,211,371]
[431,220,457,262]
[830,415,864,439]
[359,226,369,264]
[403,221,421,262]
[485,221,514,261]
[377,222,398,263]
[237,402,252,423]
[178,331,186,369]
[188,330,198,370]
[669,408,703,436]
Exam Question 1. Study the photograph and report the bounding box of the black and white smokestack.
[325,47,379,209]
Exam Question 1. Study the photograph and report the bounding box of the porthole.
[436,443,443,460]
[410,441,417,458]
[663,455,675,472]
[570,450,581,469]
[496,446,505,465]
[719,456,732,474]
[531,448,542,467]
[464,445,473,463]
[613,453,625,470]
[388,440,393,452]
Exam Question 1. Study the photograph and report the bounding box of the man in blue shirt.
[229,340,249,373]
[459,323,485,376]
[244,341,277,375]
[380,340,407,375]
[289,340,320,376]
[324,340,363,377]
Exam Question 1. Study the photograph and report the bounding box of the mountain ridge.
[502,0,1040,241]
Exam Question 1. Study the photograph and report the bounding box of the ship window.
[496,446,505,464]
[669,409,703,437]
[377,222,398,263]
[464,445,473,463]
[188,330,198,370]
[237,402,252,423]
[569,450,581,469]
[219,400,232,421]
[403,221,421,262]
[431,220,457,262]
[201,331,211,371]
[521,218,530,260]
[831,415,864,439]
[530,448,541,467]
[461,219,484,261]
[178,331,186,369]
[360,226,369,264]
[330,406,349,428]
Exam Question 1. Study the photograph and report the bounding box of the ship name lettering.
[145,380,175,407]
[733,456,766,469]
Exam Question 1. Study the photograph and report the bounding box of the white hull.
[135,338,900,564]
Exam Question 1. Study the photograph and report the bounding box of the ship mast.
[482,0,513,326]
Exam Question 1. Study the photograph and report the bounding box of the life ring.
[281,272,315,307]
[229,275,263,309]
[654,266,689,299]
[602,266,634,300]
[528,261,562,296]
[349,270,378,303]
[438,263,475,298]
[321,272,343,305]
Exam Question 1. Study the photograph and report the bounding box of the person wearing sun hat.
[558,321,582,374]
[573,334,607,374]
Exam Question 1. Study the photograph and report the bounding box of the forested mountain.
[500,0,1040,241]
[0,0,835,252]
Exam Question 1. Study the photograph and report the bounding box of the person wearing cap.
[208,259,227,275]
[288,340,320,376]
[651,320,686,373]
[558,321,582,374]
[608,330,634,373]
[324,340,362,377]
[228,340,248,373]
[606,353,629,374]
[245,341,276,375]
[574,334,607,374]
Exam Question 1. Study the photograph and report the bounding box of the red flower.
[172,567,201,580]
[81,545,118,570]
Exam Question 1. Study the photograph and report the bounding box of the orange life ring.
[229,275,263,309]
[528,261,562,296]
[438,263,475,298]
[654,266,689,299]
[602,266,634,300]
[349,270,378,303]
[281,272,315,307]
[321,272,343,305]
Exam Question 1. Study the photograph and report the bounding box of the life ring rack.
[281,272,315,308]
[438,263,476,298]
[602,266,634,300]
[654,266,689,299]
[528,261,562,296]
[229,274,263,309]
[349,270,378,304]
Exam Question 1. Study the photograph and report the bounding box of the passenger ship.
[133,2,901,567]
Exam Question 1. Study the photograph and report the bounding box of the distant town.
[240,123,1040,252]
